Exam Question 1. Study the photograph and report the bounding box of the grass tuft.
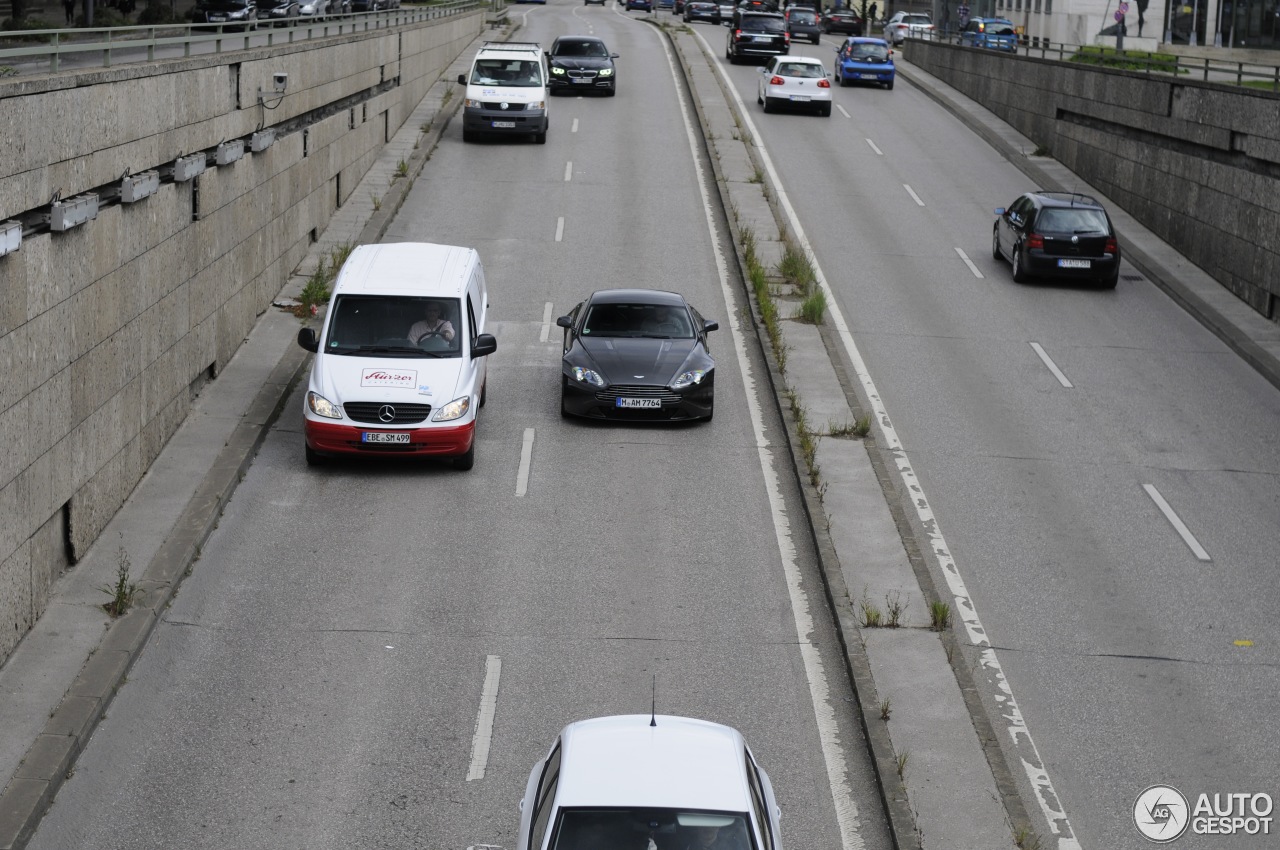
[929,600,952,632]
[100,544,140,618]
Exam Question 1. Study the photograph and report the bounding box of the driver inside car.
[409,300,455,345]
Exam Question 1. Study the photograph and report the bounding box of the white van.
[296,242,497,470]
[457,41,549,144]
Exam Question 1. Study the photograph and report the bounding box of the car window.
[778,62,823,77]
[989,23,1015,34]
[849,42,888,59]
[744,754,775,850]
[530,746,563,850]
[789,10,814,21]
[324,295,462,356]
[471,59,543,87]
[740,15,785,31]
[582,303,694,338]
[550,809,752,850]
[555,40,607,57]
[1036,208,1109,233]
[904,13,930,23]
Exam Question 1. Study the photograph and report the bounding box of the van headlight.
[433,396,472,422]
[527,101,545,111]
[464,98,484,108]
[307,391,342,419]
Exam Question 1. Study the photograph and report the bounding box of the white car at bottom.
[517,715,784,850]
[757,55,833,116]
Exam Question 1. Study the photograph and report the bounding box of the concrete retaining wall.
[907,41,1280,320]
[0,11,482,663]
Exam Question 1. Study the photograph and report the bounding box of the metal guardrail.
[0,0,482,74]
[905,30,1280,90]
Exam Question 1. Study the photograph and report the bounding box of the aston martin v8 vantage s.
[557,289,718,421]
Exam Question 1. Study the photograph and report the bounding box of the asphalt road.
[24,6,895,850]
[698,27,1280,850]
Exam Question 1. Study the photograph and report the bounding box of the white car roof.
[333,242,476,297]
[555,715,752,813]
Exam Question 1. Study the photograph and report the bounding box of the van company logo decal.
[361,369,416,388]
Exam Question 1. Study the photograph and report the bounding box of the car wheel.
[453,442,475,471]
[813,35,820,43]
[535,131,547,144]
[560,377,572,419]
[479,379,487,408]
[704,400,714,421]
[885,78,894,90]
[606,85,616,96]
[991,224,1002,260]
[1100,271,1119,289]
[305,443,323,466]
[462,128,477,143]
[762,97,774,113]
[757,90,763,105]
[1012,246,1030,283]
[819,102,831,116]
[839,70,850,86]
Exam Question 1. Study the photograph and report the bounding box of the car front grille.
[476,101,535,110]
[566,70,599,80]
[597,385,682,403]
[344,402,432,424]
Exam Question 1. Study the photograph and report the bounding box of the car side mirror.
[611,52,620,58]
[457,73,466,85]
[471,333,498,358]
[556,316,573,329]
[704,320,719,333]
[297,327,318,352]
[994,207,1006,215]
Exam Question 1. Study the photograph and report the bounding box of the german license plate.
[616,398,662,409]
[790,94,810,101]
[859,73,878,79]
[572,78,589,83]
[1058,259,1091,269]
[363,432,410,443]
[209,14,225,20]
[491,121,516,128]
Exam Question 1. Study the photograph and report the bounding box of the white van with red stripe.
[296,242,496,470]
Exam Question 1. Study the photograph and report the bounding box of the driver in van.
[409,301,455,345]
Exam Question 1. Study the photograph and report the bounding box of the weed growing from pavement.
[1014,826,1042,850]
[393,159,409,181]
[896,752,909,780]
[798,287,826,324]
[748,167,764,183]
[884,591,907,627]
[929,600,952,632]
[859,588,884,628]
[294,243,351,318]
[879,698,892,721]
[786,390,820,487]
[100,544,140,618]
[370,192,382,211]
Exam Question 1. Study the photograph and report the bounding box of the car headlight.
[671,369,708,389]
[571,366,606,387]
[527,101,545,111]
[432,396,472,422]
[598,68,614,76]
[464,98,483,108]
[307,391,342,419]
[551,66,566,75]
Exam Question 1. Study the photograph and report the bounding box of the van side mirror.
[297,328,318,352]
[471,333,498,358]
[995,207,1006,216]
[703,319,719,333]
[457,73,467,86]
[555,316,573,329]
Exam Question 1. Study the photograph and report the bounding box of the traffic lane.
[707,33,1280,841]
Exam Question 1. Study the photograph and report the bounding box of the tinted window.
[790,10,815,21]
[582,303,694,338]
[530,746,562,850]
[554,40,609,57]
[740,14,786,31]
[847,41,889,59]
[988,22,1015,34]
[551,810,753,850]
[777,61,824,77]
[1035,208,1109,233]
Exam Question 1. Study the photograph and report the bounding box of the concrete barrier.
[906,40,1280,321]
[0,10,482,664]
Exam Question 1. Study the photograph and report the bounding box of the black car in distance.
[558,289,718,421]
[727,10,789,63]
[785,6,822,42]
[684,0,721,23]
[547,36,620,95]
[992,191,1122,288]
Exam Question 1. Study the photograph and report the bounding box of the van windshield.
[325,295,464,357]
[469,59,544,87]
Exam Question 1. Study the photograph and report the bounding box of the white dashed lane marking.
[1029,342,1072,388]
[465,655,502,781]
[1144,484,1211,561]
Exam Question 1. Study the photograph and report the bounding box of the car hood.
[551,57,614,71]
[310,353,465,407]
[578,337,698,385]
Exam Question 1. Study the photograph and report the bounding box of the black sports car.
[547,36,620,96]
[558,289,718,421]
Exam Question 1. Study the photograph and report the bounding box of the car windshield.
[740,16,785,31]
[469,59,543,87]
[987,22,1015,34]
[777,61,824,77]
[582,303,695,338]
[555,40,609,57]
[324,295,463,356]
[1036,208,1109,233]
[551,810,752,850]
[848,42,889,59]
[790,10,815,21]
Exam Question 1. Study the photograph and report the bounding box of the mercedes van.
[457,41,549,144]
[296,243,497,470]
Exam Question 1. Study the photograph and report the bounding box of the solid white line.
[555,217,564,242]
[865,137,882,155]
[693,27,1081,849]
[837,104,852,119]
[564,161,573,182]
[1029,342,1073,388]
[539,302,554,343]
[903,184,925,206]
[955,247,983,279]
[571,118,579,133]
[515,428,535,497]
[668,33,866,850]
[1143,484,1211,561]
[465,655,502,781]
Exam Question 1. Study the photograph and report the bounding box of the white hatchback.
[517,715,784,850]
[756,55,832,116]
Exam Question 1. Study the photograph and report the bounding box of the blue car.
[959,17,1018,51]
[833,37,895,89]
[626,0,652,9]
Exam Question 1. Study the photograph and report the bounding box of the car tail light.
[1105,237,1118,254]
[1027,233,1044,250]
[769,75,785,85]
[817,77,830,87]
[784,31,791,42]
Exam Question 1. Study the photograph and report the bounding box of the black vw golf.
[558,290,718,421]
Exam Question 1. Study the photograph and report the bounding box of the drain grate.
[1122,274,1143,281]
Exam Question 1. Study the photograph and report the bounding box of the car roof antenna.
[650,675,658,727]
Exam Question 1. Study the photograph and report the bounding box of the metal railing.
[0,0,481,75]
[904,30,1280,90]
